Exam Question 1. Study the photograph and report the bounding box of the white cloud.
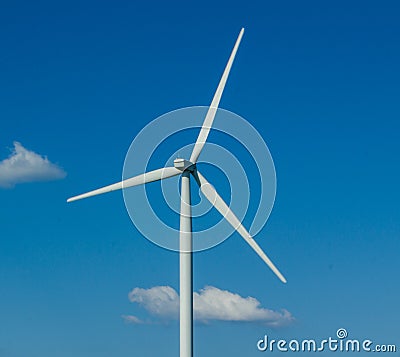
[127,285,294,327]
[193,286,293,326]
[0,141,66,188]
[128,286,179,318]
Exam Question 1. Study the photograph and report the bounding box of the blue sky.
[1,1,399,356]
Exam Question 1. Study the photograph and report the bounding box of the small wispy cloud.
[0,141,66,188]
[121,315,145,324]
[125,285,294,327]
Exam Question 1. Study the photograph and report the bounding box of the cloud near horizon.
[0,141,66,188]
[124,285,294,327]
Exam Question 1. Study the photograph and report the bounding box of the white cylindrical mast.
[179,171,193,357]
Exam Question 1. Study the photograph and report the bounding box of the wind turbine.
[67,28,286,357]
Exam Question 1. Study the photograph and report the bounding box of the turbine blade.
[190,28,244,163]
[67,166,181,203]
[193,170,287,283]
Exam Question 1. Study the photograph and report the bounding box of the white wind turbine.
[67,28,286,357]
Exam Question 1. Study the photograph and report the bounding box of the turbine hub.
[174,158,195,172]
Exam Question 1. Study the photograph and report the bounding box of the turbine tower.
[67,28,286,357]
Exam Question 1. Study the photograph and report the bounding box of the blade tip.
[270,271,287,284]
